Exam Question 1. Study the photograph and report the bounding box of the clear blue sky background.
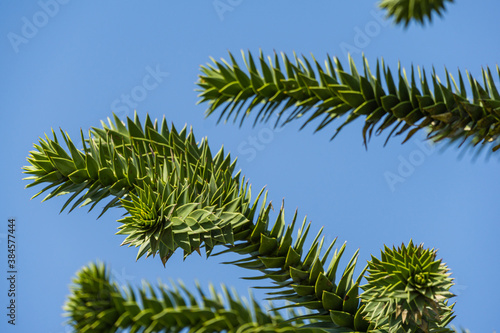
[1,1,499,332]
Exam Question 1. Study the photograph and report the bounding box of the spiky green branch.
[64,261,321,333]
[24,113,259,263]
[378,0,454,26]
[23,114,369,330]
[197,51,500,153]
[25,114,456,331]
[215,200,372,331]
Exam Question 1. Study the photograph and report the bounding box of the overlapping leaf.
[197,51,500,153]
[360,241,455,332]
[117,179,259,264]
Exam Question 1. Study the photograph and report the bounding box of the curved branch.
[24,113,260,262]
[197,51,500,153]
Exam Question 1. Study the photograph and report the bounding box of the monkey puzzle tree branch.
[24,113,260,263]
[217,199,372,331]
[64,261,321,333]
[197,51,500,153]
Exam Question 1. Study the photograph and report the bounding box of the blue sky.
[1,1,499,332]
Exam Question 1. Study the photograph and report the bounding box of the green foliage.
[218,202,370,332]
[24,114,368,330]
[25,114,458,331]
[64,261,324,333]
[197,50,500,153]
[378,0,454,26]
[24,113,260,264]
[23,0,478,331]
[360,241,455,332]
